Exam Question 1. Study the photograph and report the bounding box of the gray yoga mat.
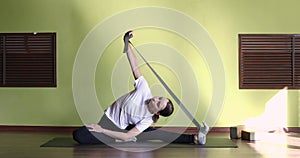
[40,137,238,148]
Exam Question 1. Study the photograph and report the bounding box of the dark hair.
[152,99,174,123]
[159,99,174,117]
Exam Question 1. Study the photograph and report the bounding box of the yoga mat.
[40,137,238,148]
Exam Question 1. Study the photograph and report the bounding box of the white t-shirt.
[105,76,153,132]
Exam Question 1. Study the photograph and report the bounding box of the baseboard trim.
[287,127,300,133]
[0,125,78,133]
[0,125,298,133]
[0,125,228,133]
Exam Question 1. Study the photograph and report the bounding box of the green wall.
[0,0,299,127]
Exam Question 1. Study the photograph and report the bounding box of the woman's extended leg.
[136,127,195,144]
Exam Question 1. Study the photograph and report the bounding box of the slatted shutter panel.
[0,33,56,87]
[239,34,293,89]
[0,36,3,84]
[294,35,300,88]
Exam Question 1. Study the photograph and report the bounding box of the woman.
[72,31,209,145]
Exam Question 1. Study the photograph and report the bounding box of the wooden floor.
[0,131,299,158]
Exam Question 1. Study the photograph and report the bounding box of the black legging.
[73,115,194,144]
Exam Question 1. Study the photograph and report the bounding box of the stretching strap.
[129,42,201,129]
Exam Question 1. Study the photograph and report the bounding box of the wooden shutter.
[0,33,56,87]
[0,36,3,84]
[239,34,293,89]
[294,35,300,88]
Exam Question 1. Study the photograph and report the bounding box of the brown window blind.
[0,33,56,87]
[239,34,300,89]
[295,35,300,87]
